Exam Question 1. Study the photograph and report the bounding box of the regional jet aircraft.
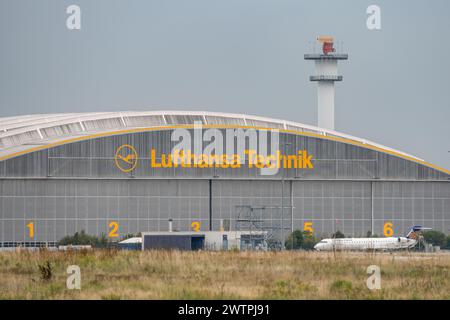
[313,226,430,251]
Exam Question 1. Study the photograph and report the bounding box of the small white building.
[140,231,268,251]
[118,237,142,250]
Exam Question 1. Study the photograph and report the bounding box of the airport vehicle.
[313,226,430,251]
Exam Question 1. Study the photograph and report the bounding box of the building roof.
[0,110,447,174]
[118,237,142,244]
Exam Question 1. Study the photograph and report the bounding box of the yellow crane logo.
[114,144,138,173]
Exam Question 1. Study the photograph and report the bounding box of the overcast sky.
[1,0,449,170]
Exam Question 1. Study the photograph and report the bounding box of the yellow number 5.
[304,222,314,235]
[109,221,119,238]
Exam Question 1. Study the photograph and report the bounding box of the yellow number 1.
[26,221,34,238]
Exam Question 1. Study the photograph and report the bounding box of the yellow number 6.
[383,222,394,237]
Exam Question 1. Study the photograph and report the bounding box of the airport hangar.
[0,110,449,247]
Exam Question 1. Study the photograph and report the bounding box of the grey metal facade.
[0,128,449,244]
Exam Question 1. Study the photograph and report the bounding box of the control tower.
[304,36,348,131]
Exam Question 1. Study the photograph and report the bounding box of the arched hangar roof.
[0,110,448,175]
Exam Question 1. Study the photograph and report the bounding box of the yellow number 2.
[383,222,394,237]
[26,221,34,238]
[191,221,201,232]
[108,221,119,238]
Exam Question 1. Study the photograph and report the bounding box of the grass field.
[0,249,449,300]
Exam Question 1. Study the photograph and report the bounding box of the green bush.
[330,279,354,298]
[120,233,141,241]
[330,279,352,292]
[333,230,345,238]
[285,230,318,250]
[58,230,110,248]
[366,231,381,238]
[422,230,446,247]
[446,235,450,250]
[285,230,304,250]
[302,232,317,250]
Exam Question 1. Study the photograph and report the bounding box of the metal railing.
[310,75,343,81]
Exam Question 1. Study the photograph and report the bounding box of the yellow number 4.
[108,221,119,238]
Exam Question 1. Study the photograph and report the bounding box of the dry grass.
[0,249,449,300]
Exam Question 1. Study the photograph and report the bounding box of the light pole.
[281,141,292,250]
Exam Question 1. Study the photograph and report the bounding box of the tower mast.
[305,36,348,130]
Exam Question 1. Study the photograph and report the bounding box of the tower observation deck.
[304,36,348,131]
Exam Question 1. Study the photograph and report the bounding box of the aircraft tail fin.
[406,226,431,239]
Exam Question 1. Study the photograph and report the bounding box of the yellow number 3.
[109,221,119,238]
